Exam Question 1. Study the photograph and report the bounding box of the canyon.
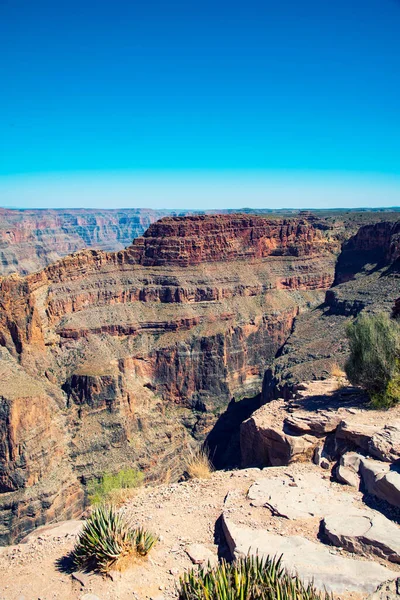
[1,207,398,277]
[0,212,399,547]
[0,208,188,276]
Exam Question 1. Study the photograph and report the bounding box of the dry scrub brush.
[185,446,214,480]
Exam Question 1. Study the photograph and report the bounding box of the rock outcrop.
[241,379,400,513]
[0,214,340,543]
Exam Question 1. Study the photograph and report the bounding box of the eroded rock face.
[240,402,319,467]
[263,220,400,401]
[0,214,340,543]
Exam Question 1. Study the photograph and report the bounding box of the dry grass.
[163,468,172,486]
[186,447,213,480]
[106,487,140,507]
[330,362,346,378]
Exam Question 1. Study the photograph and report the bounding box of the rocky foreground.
[0,465,398,600]
[1,379,400,599]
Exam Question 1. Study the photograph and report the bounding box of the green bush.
[345,312,400,408]
[87,468,144,505]
[72,504,157,572]
[179,554,332,600]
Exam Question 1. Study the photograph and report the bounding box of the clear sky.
[1,0,399,209]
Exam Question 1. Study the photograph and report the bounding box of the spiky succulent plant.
[179,554,332,600]
[72,504,158,572]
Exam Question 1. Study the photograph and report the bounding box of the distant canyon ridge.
[1,207,398,276]
[0,208,190,276]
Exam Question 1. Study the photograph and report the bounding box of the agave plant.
[72,504,158,572]
[134,526,158,556]
[179,554,332,600]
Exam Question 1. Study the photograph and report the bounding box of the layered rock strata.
[0,208,187,276]
[0,214,339,543]
[262,220,400,400]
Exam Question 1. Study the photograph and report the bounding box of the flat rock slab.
[323,511,400,563]
[284,411,343,435]
[248,471,354,519]
[222,515,397,595]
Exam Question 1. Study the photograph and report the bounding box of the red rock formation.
[0,214,340,543]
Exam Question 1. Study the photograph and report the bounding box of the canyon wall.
[0,208,189,276]
[262,220,400,401]
[0,214,340,543]
[2,207,399,277]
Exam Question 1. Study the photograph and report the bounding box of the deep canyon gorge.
[0,212,399,545]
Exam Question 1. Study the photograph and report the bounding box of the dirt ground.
[0,463,398,600]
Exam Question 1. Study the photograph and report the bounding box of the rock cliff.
[263,220,400,401]
[0,214,339,543]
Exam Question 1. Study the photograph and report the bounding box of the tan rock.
[369,424,400,463]
[285,411,342,435]
[240,404,318,467]
[323,510,400,563]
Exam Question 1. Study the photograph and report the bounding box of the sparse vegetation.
[330,362,346,379]
[179,554,332,600]
[345,312,400,408]
[185,446,213,480]
[72,504,157,573]
[87,468,144,506]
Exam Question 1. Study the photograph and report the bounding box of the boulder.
[336,464,360,488]
[323,510,400,563]
[284,412,342,435]
[336,421,380,453]
[369,424,400,463]
[360,458,400,508]
[185,543,218,566]
[222,515,397,595]
[335,452,363,487]
[240,405,318,467]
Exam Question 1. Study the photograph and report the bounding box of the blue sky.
[1,0,399,209]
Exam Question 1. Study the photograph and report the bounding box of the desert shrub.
[185,446,213,480]
[179,554,332,600]
[72,504,157,572]
[87,468,144,505]
[345,312,400,408]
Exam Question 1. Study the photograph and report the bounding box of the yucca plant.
[179,554,332,600]
[72,505,158,572]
